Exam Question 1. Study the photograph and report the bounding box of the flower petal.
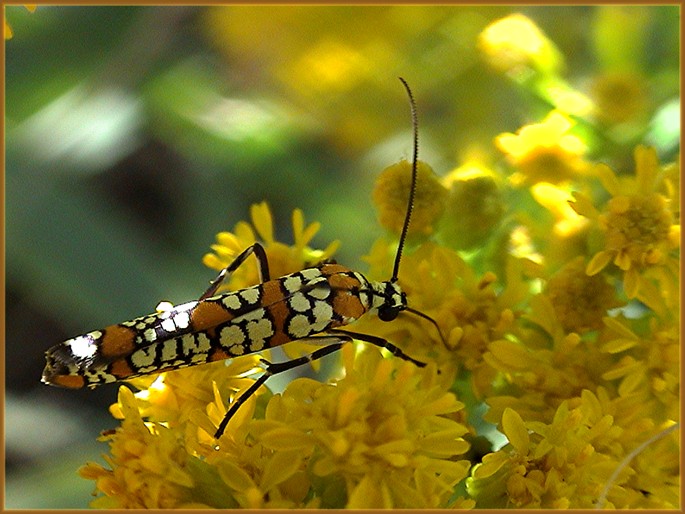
[502,407,530,454]
[586,250,612,275]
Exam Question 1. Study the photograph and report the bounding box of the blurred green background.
[4,5,678,508]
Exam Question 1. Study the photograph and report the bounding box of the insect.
[42,78,439,440]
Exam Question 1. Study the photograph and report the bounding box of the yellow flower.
[529,182,591,269]
[478,13,563,77]
[483,290,616,424]
[81,200,479,508]
[530,182,588,239]
[122,356,268,451]
[600,316,680,423]
[544,256,620,333]
[440,162,505,250]
[79,350,323,508]
[571,146,679,300]
[79,387,216,508]
[496,111,589,186]
[590,71,648,125]
[249,344,472,508]
[468,394,679,508]
[202,201,340,291]
[372,159,448,239]
[361,240,521,400]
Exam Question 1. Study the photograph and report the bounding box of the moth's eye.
[378,305,400,322]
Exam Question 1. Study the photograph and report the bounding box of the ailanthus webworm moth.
[42,78,440,440]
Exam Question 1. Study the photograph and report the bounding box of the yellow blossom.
[361,239,522,399]
[544,256,620,333]
[496,111,589,186]
[571,145,679,300]
[248,344,472,508]
[599,315,680,423]
[60,8,681,510]
[79,387,217,508]
[468,394,678,508]
[483,290,615,423]
[202,201,340,291]
[478,13,563,77]
[590,71,649,125]
[287,39,371,94]
[372,159,448,238]
[530,182,588,239]
[440,162,505,250]
[529,182,591,269]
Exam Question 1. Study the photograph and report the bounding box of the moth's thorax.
[368,280,407,313]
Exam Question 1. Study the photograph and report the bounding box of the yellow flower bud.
[372,159,447,238]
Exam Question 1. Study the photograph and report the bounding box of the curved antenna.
[391,77,419,283]
[405,307,447,347]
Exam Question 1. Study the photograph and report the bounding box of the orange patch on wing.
[327,271,366,321]
[191,301,233,331]
[51,374,86,389]
[328,271,360,292]
[100,325,137,359]
[262,281,290,347]
[320,263,353,276]
[109,359,135,379]
[261,280,286,306]
[268,328,291,348]
[333,291,366,321]
[209,348,231,361]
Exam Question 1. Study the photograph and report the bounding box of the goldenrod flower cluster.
[80,12,678,509]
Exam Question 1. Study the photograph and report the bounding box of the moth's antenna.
[391,77,419,283]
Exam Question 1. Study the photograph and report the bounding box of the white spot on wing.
[308,283,331,300]
[240,287,260,304]
[289,293,311,312]
[300,268,322,280]
[220,325,245,346]
[161,318,176,333]
[239,307,266,321]
[160,340,178,363]
[174,300,199,312]
[174,311,191,329]
[69,333,99,360]
[182,332,211,356]
[247,318,274,349]
[221,294,242,310]
[288,314,313,338]
[313,301,333,328]
[283,275,302,293]
[131,347,156,368]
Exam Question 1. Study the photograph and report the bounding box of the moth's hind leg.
[200,242,270,301]
[213,335,350,441]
